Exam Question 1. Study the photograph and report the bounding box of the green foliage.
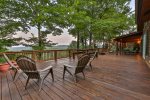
[0,0,23,51]
[65,0,135,49]
[0,0,135,51]
[0,0,69,50]
[0,57,6,63]
[68,41,77,49]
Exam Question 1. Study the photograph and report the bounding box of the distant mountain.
[47,45,68,50]
[8,46,32,51]
[7,45,69,51]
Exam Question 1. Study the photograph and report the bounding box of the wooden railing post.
[0,48,103,62]
[68,50,71,59]
[73,52,75,59]
[54,50,57,62]
[32,51,36,60]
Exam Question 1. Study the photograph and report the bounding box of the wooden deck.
[1,54,150,100]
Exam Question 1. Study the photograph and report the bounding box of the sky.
[15,28,76,45]
[130,0,135,11]
[14,0,135,46]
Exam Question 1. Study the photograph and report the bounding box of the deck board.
[1,73,11,100]
[7,71,22,100]
[10,72,32,100]
[1,55,150,100]
[0,73,2,100]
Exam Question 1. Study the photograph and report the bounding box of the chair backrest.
[77,53,86,59]
[16,56,40,78]
[75,55,90,74]
[90,51,98,60]
[3,53,16,69]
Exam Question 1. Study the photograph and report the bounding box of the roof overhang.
[114,32,142,43]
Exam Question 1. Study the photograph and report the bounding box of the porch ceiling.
[114,32,142,43]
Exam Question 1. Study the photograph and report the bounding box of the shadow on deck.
[1,54,150,100]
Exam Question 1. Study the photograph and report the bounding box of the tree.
[0,0,22,51]
[3,0,69,50]
[62,0,135,50]
[66,0,91,49]
[68,40,77,49]
[0,0,135,51]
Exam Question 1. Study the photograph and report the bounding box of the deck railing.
[0,48,105,63]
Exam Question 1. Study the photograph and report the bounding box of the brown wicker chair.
[63,54,90,82]
[3,53,23,81]
[16,56,54,91]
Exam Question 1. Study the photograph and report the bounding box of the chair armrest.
[38,66,53,72]
[64,64,75,68]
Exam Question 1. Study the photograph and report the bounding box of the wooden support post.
[120,42,122,55]
[73,52,75,60]
[119,42,121,55]
[54,50,57,62]
[121,42,123,55]
[32,51,36,60]
[122,41,124,55]
[122,42,125,55]
[68,50,71,59]
[116,41,118,55]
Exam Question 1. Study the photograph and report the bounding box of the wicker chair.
[3,53,23,81]
[63,54,90,82]
[16,56,54,91]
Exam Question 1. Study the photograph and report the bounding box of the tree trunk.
[93,39,96,48]
[38,23,41,48]
[37,23,42,59]
[84,38,87,48]
[89,31,92,48]
[77,30,80,49]
[108,40,111,52]
[102,35,105,49]
[81,37,84,49]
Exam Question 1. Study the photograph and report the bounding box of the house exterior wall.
[143,20,150,67]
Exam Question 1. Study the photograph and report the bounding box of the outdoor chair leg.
[39,79,44,91]
[50,68,54,82]
[43,69,51,80]
[73,75,77,82]
[90,63,92,70]
[14,72,21,82]
[13,70,18,81]
[63,66,66,79]
[25,77,30,89]
[82,72,85,79]
[37,78,41,84]
[14,70,23,81]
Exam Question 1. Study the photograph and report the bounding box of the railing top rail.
[0,48,102,55]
